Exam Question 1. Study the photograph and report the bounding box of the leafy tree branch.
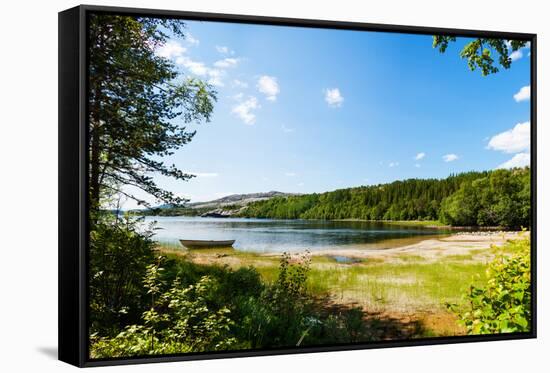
[433,36,528,76]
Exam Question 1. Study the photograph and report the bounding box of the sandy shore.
[163,231,529,268]
[309,231,528,261]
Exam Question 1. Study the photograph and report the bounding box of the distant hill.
[140,191,299,217]
[189,191,298,209]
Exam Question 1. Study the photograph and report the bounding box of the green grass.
[152,235,529,338]
[304,259,487,313]
[330,219,449,228]
[382,220,449,228]
[157,242,489,315]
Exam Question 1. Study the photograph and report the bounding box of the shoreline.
[145,213,516,232]
[308,230,527,261]
[157,230,529,332]
[159,230,528,264]
[331,219,513,231]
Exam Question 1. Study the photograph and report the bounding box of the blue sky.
[123,20,531,208]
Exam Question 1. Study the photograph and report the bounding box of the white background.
[0,0,546,371]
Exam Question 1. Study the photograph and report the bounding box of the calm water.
[144,216,452,254]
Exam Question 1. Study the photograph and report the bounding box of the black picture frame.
[59,4,537,367]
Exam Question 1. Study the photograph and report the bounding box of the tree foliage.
[439,168,530,228]
[447,235,531,334]
[88,14,216,209]
[239,168,530,228]
[433,36,528,76]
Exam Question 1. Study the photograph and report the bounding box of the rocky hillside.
[193,191,298,217]
[190,191,295,209]
[145,191,298,217]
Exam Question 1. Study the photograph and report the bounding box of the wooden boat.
[179,239,235,249]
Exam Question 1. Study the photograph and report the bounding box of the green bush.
[238,251,316,348]
[447,236,531,334]
[91,258,236,358]
[89,214,156,335]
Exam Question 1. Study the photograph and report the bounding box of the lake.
[144,216,452,253]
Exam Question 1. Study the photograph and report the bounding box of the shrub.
[89,214,156,335]
[91,258,237,358]
[447,236,531,334]
[238,251,315,348]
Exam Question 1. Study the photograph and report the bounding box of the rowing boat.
[179,239,236,249]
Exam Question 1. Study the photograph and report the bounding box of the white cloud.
[324,88,344,107]
[216,46,229,53]
[257,76,280,101]
[388,162,399,168]
[176,56,225,86]
[415,152,426,160]
[513,85,530,102]
[414,163,421,168]
[506,40,531,62]
[216,45,234,55]
[232,96,259,125]
[443,154,459,162]
[206,69,224,87]
[192,172,218,178]
[156,41,186,59]
[232,92,244,101]
[487,122,530,154]
[297,182,305,187]
[176,56,207,75]
[160,41,228,87]
[282,124,295,133]
[233,79,248,88]
[285,172,297,177]
[510,50,523,61]
[498,152,530,169]
[186,33,200,46]
[214,58,239,69]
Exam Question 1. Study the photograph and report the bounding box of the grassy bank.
[160,250,485,312]
[327,219,449,228]
[382,220,449,228]
[157,232,526,337]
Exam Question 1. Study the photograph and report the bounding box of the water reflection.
[144,216,452,253]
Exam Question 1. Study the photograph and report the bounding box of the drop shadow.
[36,346,58,360]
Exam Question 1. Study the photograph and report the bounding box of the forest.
[239,168,530,229]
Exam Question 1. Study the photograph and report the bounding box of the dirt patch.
[315,297,464,341]
[419,310,466,336]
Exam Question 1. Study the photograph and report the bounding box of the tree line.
[239,168,530,229]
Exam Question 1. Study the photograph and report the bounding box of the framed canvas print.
[58,4,537,367]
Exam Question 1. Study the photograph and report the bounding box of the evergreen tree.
[88,14,216,210]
